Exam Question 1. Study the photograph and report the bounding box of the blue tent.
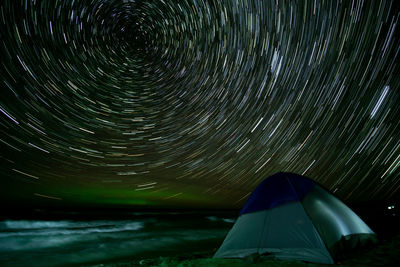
[214,172,376,264]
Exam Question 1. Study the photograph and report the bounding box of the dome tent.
[214,172,377,264]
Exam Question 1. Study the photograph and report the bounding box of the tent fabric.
[214,209,269,258]
[258,201,333,264]
[215,202,334,264]
[214,172,377,264]
[302,185,376,253]
[240,172,316,215]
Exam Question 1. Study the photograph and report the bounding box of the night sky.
[1,0,399,210]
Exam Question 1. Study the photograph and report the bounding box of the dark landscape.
[0,199,399,266]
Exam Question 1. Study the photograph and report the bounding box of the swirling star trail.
[1,0,399,208]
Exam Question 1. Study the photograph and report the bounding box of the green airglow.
[49,185,225,208]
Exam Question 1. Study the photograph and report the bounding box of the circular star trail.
[0,0,399,208]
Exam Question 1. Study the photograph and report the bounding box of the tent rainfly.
[214,172,377,264]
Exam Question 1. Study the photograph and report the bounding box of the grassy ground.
[85,234,400,267]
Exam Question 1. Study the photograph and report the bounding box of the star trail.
[0,0,399,209]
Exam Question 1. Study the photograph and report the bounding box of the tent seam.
[257,208,269,254]
[286,176,334,263]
